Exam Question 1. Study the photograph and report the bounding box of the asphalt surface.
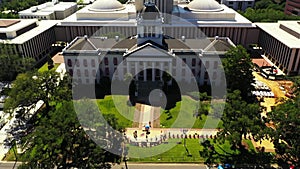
[0,161,21,169]
[111,163,207,169]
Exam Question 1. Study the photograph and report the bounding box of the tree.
[0,54,35,81]
[266,95,300,167]
[19,101,120,168]
[241,8,300,22]
[4,70,71,116]
[200,90,268,165]
[223,45,254,99]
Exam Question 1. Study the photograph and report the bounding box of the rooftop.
[256,21,300,49]
[59,2,253,28]
[0,20,20,28]
[0,19,38,39]
[64,36,234,56]
[1,20,59,44]
[18,1,76,16]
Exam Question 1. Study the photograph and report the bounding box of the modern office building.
[284,0,300,16]
[19,0,77,20]
[256,21,300,75]
[0,19,58,63]
[63,2,234,86]
[221,0,254,11]
[55,0,258,46]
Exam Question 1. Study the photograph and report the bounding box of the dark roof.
[204,38,233,52]
[165,38,213,50]
[0,20,20,28]
[65,36,234,54]
[67,37,137,51]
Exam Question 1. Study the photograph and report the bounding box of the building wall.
[285,0,300,16]
[54,5,77,20]
[17,26,57,63]
[64,51,224,86]
[56,25,255,46]
[258,30,300,75]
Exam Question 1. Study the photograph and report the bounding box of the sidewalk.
[0,100,44,161]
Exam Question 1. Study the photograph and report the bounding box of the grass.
[97,95,135,128]
[128,138,255,162]
[160,96,222,129]
[3,144,24,162]
[128,139,204,162]
[38,63,60,73]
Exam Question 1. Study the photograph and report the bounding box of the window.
[105,68,109,76]
[192,69,195,76]
[85,70,89,77]
[75,59,80,67]
[77,70,81,77]
[92,70,96,77]
[182,69,186,76]
[213,61,218,69]
[205,61,209,69]
[204,72,209,79]
[114,68,118,75]
[91,59,95,67]
[83,59,88,67]
[67,59,72,67]
[113,57,118,65]
[86,79,89,84]
[213,72,217,80]
[192,58,196,67]
[182,58,186,66]
[104,57,109,65]
[69,69,73,76]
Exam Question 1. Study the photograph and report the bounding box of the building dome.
[187,0,223,12]
[89,0,125,12]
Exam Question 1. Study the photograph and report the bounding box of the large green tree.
[223,45,254,99]
[266,95,300,167]
[0,54,35,81]
[200,90,269,165]
[18,101,121,169]
[4,70,71,116]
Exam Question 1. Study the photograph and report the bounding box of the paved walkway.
[132,104,160,129]
[0,101,44,161]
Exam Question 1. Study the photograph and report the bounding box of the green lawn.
[128,139,204,162]
[160,96,222,129]
[128,138,255,162]
[38,63,60,73]
[97,95,135,128]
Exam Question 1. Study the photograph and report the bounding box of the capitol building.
[62,0,242,87]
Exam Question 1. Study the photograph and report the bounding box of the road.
[111,163,207,169]
[0,161,21,169]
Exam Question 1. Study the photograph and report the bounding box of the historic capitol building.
[62,0,258,86]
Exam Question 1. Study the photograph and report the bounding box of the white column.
[135,62,138,80]
[152,62,155,82]
[160,62,163,81]
[143,62,147,81]
[126,61,130,74]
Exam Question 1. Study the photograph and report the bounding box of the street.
[111,163,207,169]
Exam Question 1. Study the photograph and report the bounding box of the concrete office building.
[19,0,77,20]
[256,21,300,75]
[0,19,58,63]
[284,0,300,16]
[221,0,254,11]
